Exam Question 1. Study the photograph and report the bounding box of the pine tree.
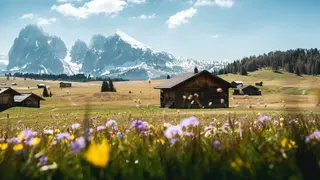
[167,75,170,79]
[101,81,110,92]
[49,91,53,97]
[109,79,115,92]
[240,66,248,76]
[43,87,49,97]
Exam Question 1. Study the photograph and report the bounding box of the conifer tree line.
[218,48,320,76]
[101,79,116,92]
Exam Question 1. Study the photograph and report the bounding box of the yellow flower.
[0,143,8,150]
[55,129,60,133]
[13,144,24,151]
[84,139,110,168]
[280,117,284,121]
[163,123,170,128]
[70,134,75,141]
[281,138,288,148]
[17,134,24,141]
[148,125,155,130]
[156,138,165,144]
[281,138,297,149]
[32,137,41,146]
[288,140,296,149]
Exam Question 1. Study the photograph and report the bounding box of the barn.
[231,81,244,88]
[233,85,261,95]
[60,82,72,88]
[14,93,45,108]
[0,87,21,111]
[154,69,232,108]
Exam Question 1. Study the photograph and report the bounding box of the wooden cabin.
[0,87,20,111]
[231,81,244,88]
[14,93,45,108]
[154,69,232,109]
[255,81,263,86]
[37,84,46,88]
[60,82,72,88]
[233,85,261,96]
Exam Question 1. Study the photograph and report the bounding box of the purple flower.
[234,121,239,125]
[305,130,320,143]
[289,119,297,124]
[70,137,86,154]
[125,129,130,134]
[106,120,117,127]
[164,125,183,139]
[20,129,37,140]
[180,116,199,127]
[71,123,81,130]
[221,123,230,131]
[259,116,272,123]
[7,137,21,144]
[204,125,214,131]
[131,120,148,131]
[273,120,279,125]
[97,125,106,132]
[56,132,70,140]
[183,132,195,137]
[109,127,119,135]
[39,155,48,166]
[170,138,180,145]
[0,138,5,142]
[212,140,222,148]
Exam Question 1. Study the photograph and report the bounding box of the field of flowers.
[0,113,319,179]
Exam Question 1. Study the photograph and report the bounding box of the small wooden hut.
[255,81,263,86]
[60,82,72,88]
[154,69,232,109]
[233,85,261,96]
[0,87,20,111]
[231,81,244,88]
[37,84,46,88]
[14,93,45,108]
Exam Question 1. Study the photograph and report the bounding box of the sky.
[1,0,320,61]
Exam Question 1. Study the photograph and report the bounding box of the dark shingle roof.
[154,70,231,89]
[0,87,20,95]
[14,93,45,103]
[236,85,259,90]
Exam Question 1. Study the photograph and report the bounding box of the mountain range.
[6,25,228,80]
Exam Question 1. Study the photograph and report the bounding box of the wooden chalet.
[233,85,261,96]
[255,81,263,86]
[37,84,46,88]
[154,69,232,109]
[0,87,20,111]
[14,93,45,108]
[60,82,72,88]
[231,81,244,88]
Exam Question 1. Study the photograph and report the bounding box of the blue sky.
[1,0,320,61]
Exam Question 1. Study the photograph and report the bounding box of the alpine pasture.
[0,70,319,179]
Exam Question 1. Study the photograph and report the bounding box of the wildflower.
[7,137,21,144]
[259,116,272,123]
[204,131,212,137]
[289,119,297,124]
[70,134,75,141]
[281,138,296,149]
[97,125,106,132]
[164,125,183,139]
[163,123,171,129]
[234,121,239,125]
[204,125,214,131]
[0,143,8,150]
[212,140,222,148]
[71,137,86,154]
[54,129,60,133]
[13,144,24,151]
[280,117,284,121]
[170,138,180,145]
[84,139,110,167]
[305,130,320,143]
[125,129,130,134]
[135,160,139,164]
[39,155,48,166]
[43,129,54,135]
[148,124,155,130]
[106,120,117,127]
[183,132,194,137]
[208,102,212,106]
[31,137,41,146]
[56,132,71,141]
[273,120,279,125]
[71,123,81,130]
[180,116,199,127]
[156,138,165,144]
[131,120,148,131]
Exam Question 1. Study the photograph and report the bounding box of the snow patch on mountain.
[115,30,153,51]
[62,51,82,74]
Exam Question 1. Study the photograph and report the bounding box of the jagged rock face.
[70,40,88,63]
[7,24,66,74]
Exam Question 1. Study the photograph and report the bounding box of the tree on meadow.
[240,66,248,76]
[43,87,49,97]
[295,66,301,76]
[108,78,116,92]
[101,81,110,92]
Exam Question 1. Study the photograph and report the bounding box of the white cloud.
[57,0,82,3]
[37,18,57,25]
[51,0,127,19]
[130,13,156,20]
[19,13,35,20]
[127,0,146,4]
[19,14,57,25]
[194,0,234,8]
[211,34,219,38]
[167,8,197,28]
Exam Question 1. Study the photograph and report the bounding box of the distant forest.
[11,73,128,82]
[217,48,320,76]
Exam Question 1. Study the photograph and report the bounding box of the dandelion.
[71,137,86,154]
[180,116,199,127]
[0,143,8,150]
[281,138,296,149]
[70,134,75,141]
[71,123,81,130]
[106,120,117,127]
[148,125,155,130]
[13,144,24,152]
[280,117,284,121]
[164,125,183,139]
[84,139,110,167]
[31,137,41,146]
[54,129,60,133]
[156,138,165,144]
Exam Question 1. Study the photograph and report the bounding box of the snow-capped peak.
[115,29,153,51]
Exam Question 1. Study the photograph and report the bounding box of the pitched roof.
[236,85,260,90]
[232,81,243,84]
[0,87,20,95]
[154,70,231,89]
[14,93,45,103]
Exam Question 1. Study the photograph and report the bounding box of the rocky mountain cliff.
[7,25,226,80]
